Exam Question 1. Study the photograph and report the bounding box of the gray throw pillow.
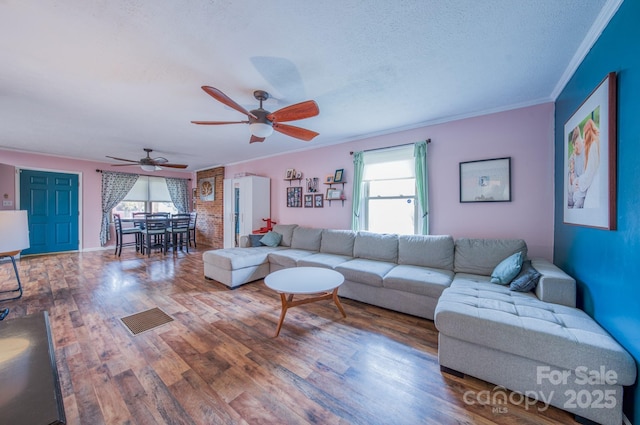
[248,234,264,247]
[510,260,542,292]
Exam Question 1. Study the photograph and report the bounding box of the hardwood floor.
[0,248,579,425]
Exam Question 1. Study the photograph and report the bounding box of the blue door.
[20,170,79,255]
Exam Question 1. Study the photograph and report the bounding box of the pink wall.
[0,149,195,250]
[225,103,555,259]
[0,163,15,210]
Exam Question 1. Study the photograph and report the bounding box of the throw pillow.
[510,260,542,292]
[248,234,264,247]
[490,251,523,285]
[260,231,282,247]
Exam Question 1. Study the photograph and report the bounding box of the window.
[361,145,417,234]
[113,176,178,218]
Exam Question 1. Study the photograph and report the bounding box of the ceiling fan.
[191,86,320,143]
[106,148,188,171]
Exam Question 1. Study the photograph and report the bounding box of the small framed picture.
[334,169,344,183]
[325,174,334,184]
[314,194,323,208]
[295,171,302,179]
[459,157,511,202]
[326,188,342,200]
[304,194,313,208]
[285,168,295,180]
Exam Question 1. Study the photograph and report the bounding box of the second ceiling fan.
[191,86,320,143]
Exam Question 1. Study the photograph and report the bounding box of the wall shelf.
[284,178,302,186]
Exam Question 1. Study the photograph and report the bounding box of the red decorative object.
[253,218,277,234]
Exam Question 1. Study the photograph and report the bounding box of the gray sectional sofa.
[202,224,636,424]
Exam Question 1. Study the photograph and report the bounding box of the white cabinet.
[223,176,270,248]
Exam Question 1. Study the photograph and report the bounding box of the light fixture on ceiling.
[0,210,30,301]
[249,122,273,138]
[140,164,156,172]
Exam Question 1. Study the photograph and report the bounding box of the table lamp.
[0,210,30,301]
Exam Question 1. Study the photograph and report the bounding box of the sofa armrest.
[531,258,576,308]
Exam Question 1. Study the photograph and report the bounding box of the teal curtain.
[351,151,364,231]
[414,141,429,234]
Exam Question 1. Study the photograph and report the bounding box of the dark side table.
[0,311,66,424]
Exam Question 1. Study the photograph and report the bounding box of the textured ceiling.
[0,0,615,171]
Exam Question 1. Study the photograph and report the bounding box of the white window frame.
[113,176,177,218]
[360,145,418,234]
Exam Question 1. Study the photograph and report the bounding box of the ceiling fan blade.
[267,100,319,123]
[160,163,188,169]
[249,135,265,144]
[201,86,257,120]
[191,120,249,125]
[106,155,139,163]
[273,123,319,141]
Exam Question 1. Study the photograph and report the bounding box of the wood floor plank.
[0,249,581,425]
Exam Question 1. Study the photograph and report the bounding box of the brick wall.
[194,166,224,248]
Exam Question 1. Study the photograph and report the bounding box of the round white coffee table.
[264,267,346,337]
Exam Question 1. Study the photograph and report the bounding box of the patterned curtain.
[414,140,429,234]
[165,177,189,213]
[100,171,139,246]
[351,151,364,231]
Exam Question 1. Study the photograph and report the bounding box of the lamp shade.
[140,164,156,172]
[249,122,273,138]
[0,210,30,255]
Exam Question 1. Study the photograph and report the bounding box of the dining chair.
[140,214,169,256]
[113,214,141,256]
[167,214,191,253]
[188,212,198,248]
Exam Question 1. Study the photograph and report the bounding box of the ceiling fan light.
[140,164,156,172]
[249,122,273,138]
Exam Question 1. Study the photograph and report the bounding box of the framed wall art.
[199,177,215,201]
[459,157,511,203]
[314,194,323,208]
[304,194,313,208]
[563,72,617,230]
[285,168,295,180]
[286,186,302,207]
[334,168,344,183]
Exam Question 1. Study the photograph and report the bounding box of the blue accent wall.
[554,1,640,421]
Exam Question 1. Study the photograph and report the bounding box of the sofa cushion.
[510,260,541,292]
[454,238,527,276]
[291,227,323,251]
[435,278,637,384]
[260,231,282,247]
[490,251,523,284]
[336,258,396,287]
[383,265,454,298]
[397,234,454,270]
[297,253,352,269]
[273,224,298,247]
[320,229,356,256]
[268,249,316,269]
[353,232,398,263]
[202,247,281,271]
